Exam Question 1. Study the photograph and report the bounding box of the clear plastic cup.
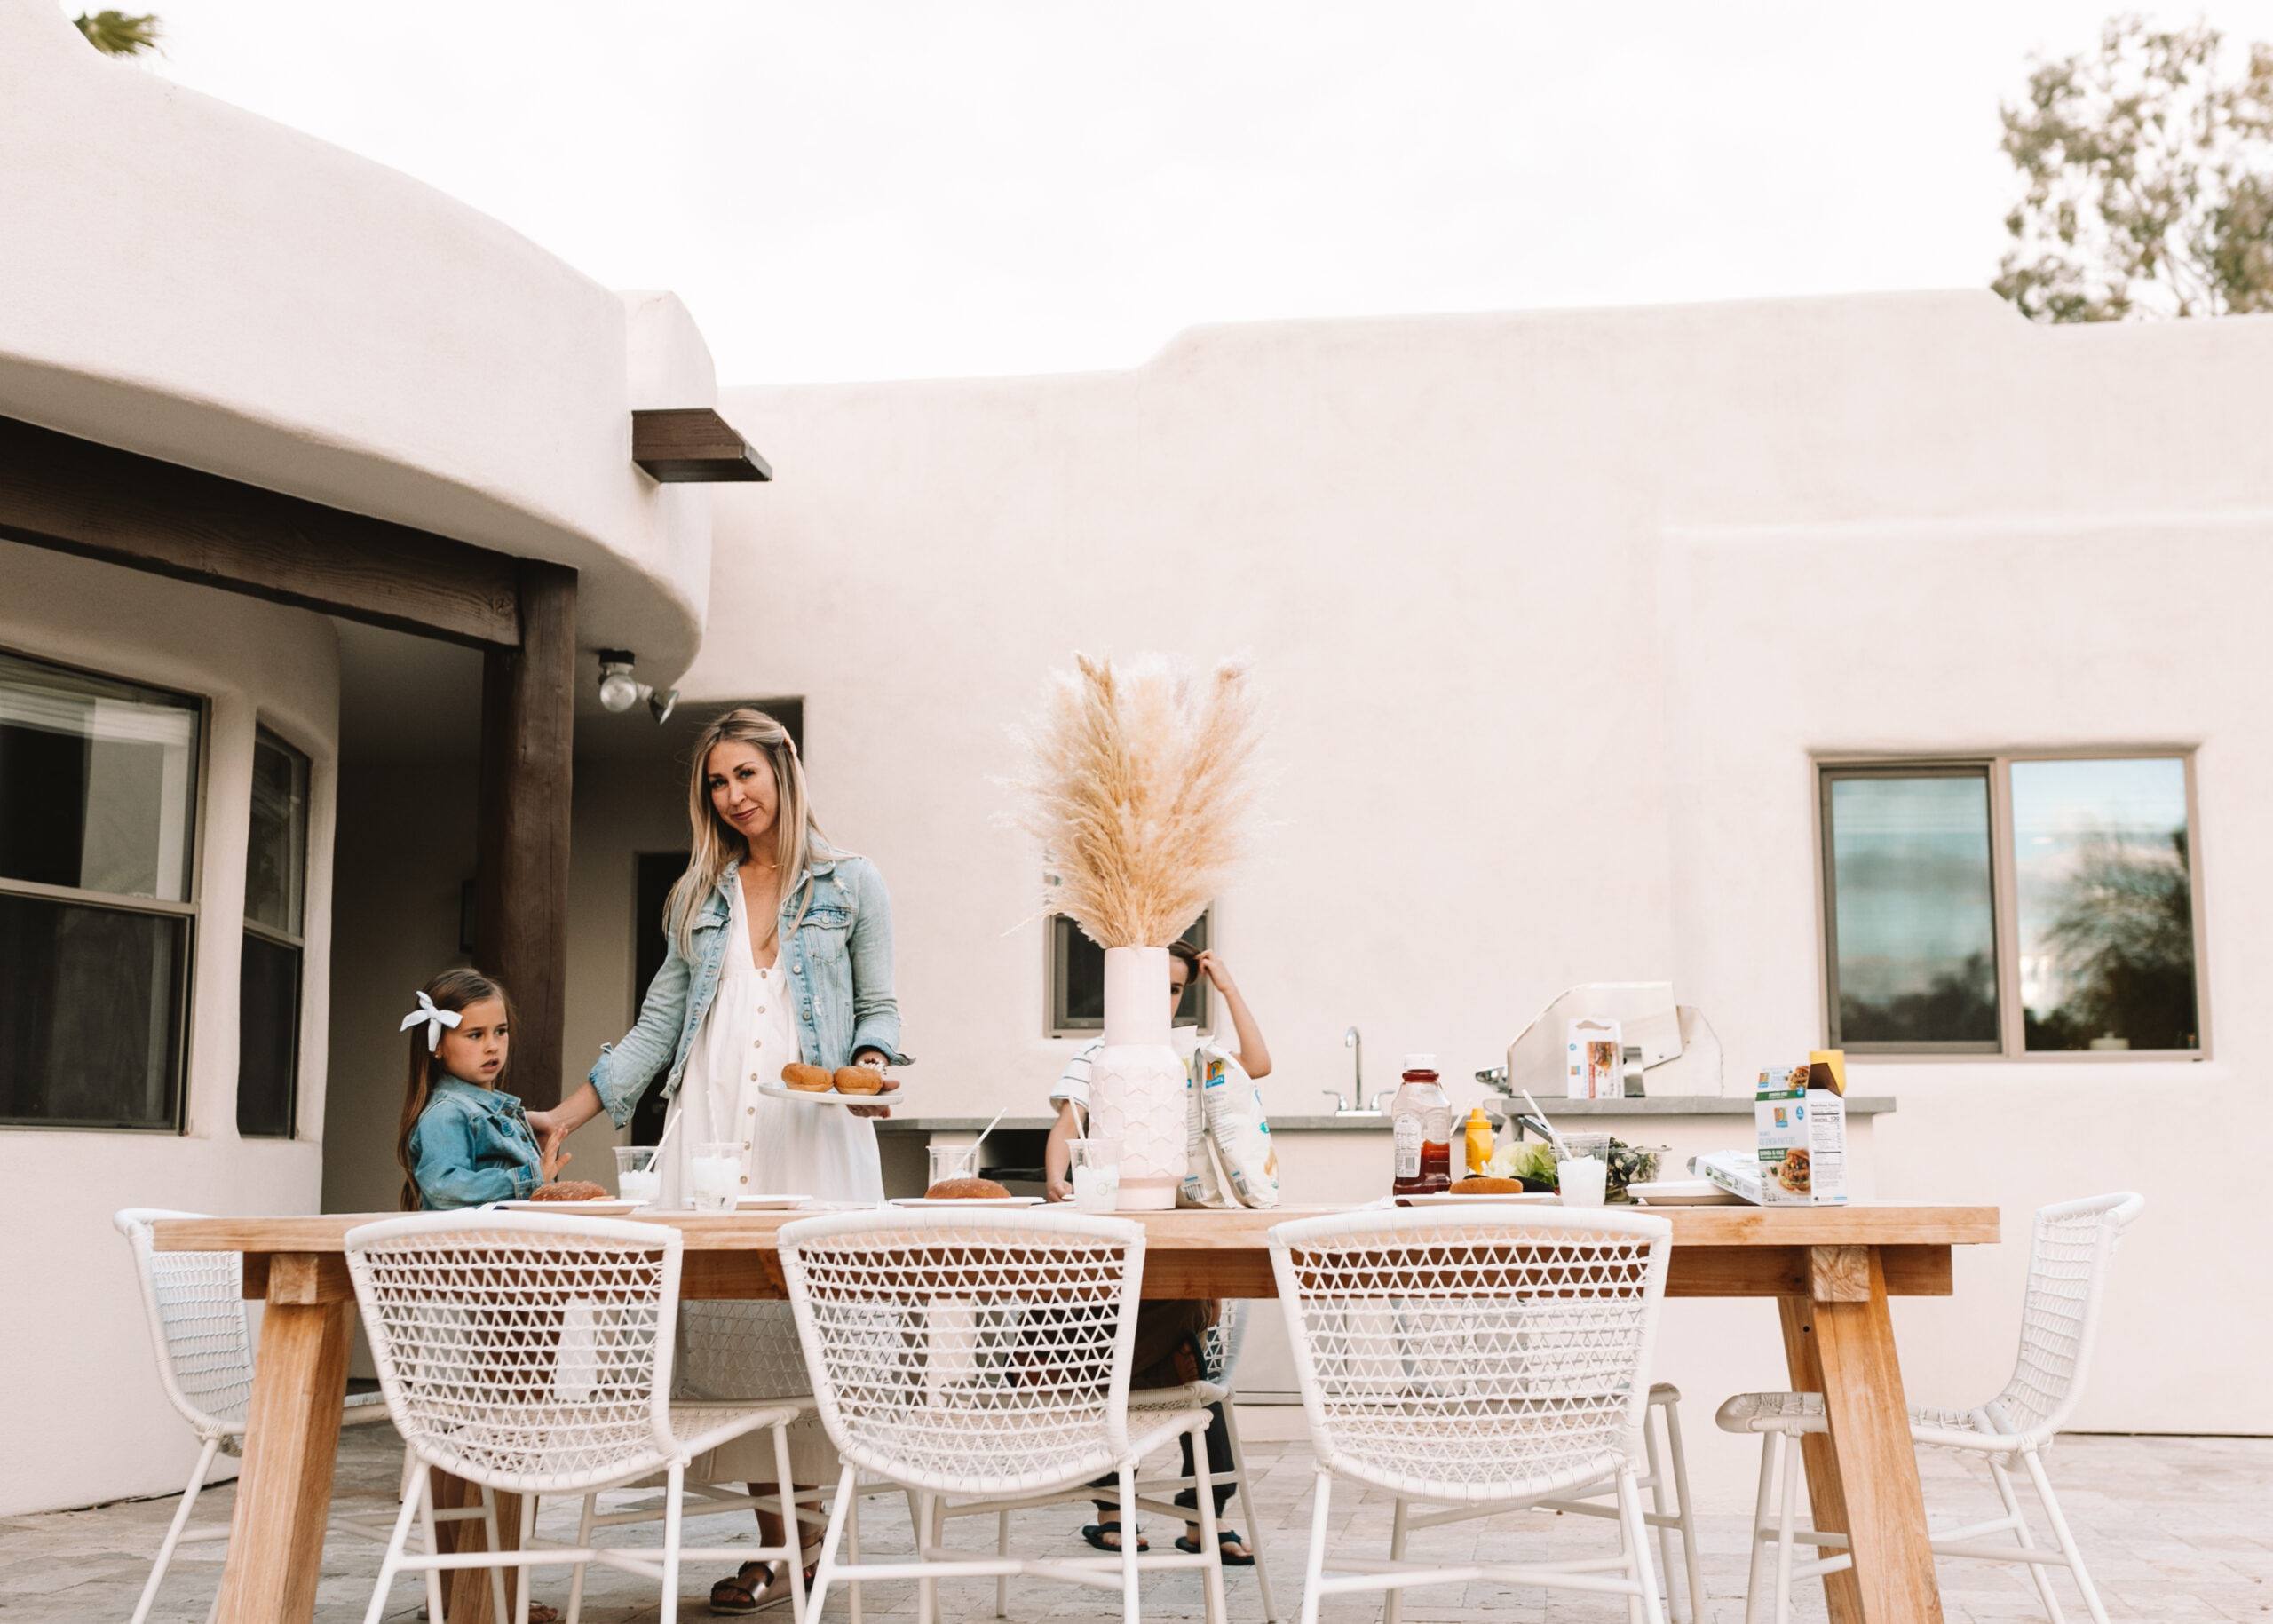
[1068,1138,1122,1213]
[928,1143,978,1190]
[1556,1155,1608,1208]
[614,1145,661,1207]
[689,1142,742,1213]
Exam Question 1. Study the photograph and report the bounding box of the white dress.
[660,871,884,1484]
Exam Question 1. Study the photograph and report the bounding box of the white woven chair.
[112,1208,396,1624]
[1270,1206,1676,1624]
[345,1211,806,1624]
[1517,1382,1704,1624]
[777,1206,1229,1624]
[1717,1191,2145,1624]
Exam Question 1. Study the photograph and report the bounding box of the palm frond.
[1004,652,1266,949]
[75,10,162,57]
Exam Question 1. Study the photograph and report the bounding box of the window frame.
[0,643,206,1132]
[236,724,311,1139]
[1814,749,2207,1061]
[1046,905,1214,1040]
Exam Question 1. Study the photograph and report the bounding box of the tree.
[1994,16,2273,322]
[74,10,162,57]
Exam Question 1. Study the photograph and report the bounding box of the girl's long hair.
[395,968,515,1210]
[666,707,830,961]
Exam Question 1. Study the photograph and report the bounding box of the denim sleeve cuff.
[851,1025,911,1068]
[511,1164,540,1198]
[589,1045,643,1129]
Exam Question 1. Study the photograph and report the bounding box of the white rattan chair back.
[1270,1206,1673,1503]
[114,1209,255,1442]
[1985,1192,2144,1445]
[345,1212,685,1495]
[777,1207,1145,1497]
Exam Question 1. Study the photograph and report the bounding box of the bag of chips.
[1179,1038,1280,1209]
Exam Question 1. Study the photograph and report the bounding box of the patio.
[7,1417,2265,1623]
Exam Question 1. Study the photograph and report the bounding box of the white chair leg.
[660,1462,685,1624]
[362,1470,427,1624]
[479,1485,511,1624]
[130,1435,220,1624]
[996,1508,1010,1618]
[772,1422,808,1624]
[1191,1420,1229,1624]
[1988,1452,2068,1624]
[1117,1464,1142,1624]
[1618,1468,1667,1624]
[1382,1494,1409,1624]
[514,1493,538,1624]
[807,1465,858,1624]
[913,1490,939,1624]
[1297,1470,1333,1624]
[1658,1396,1705,1624]
[2023,1444,2112,1624]
[415,1467,447,1624]
[1221,1402,1283,1624]
[1643,1404,1678,1622]
[1742,1430,1778,1624]
[846,1478,864,1624]
[1772,1433,1801,1624]
[566,1493,598,1624]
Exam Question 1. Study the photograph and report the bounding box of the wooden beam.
[475,561,576,1111]
[631,408,772,482]
[0,414,520,646]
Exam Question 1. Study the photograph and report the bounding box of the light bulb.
[598,666,640,713]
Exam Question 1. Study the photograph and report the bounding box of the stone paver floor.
[4,1422,2267,1621]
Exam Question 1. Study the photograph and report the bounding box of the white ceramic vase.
[1087,944,1185,1210]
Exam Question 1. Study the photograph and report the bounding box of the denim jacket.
[589,850,908,1128]
[408,1077,543,1208]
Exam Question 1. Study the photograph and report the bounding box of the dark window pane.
[237,932,301,1137]
[0,891,185,1127]
[1050,911,1209,1034]
[2013,758,2198,1051]
[629,851,692,1148]
[0,650,199,902]
[245,731,308,937]
[1826,773,2000,1047]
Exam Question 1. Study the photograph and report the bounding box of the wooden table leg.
[1781,1248,1945,1624]
[212,1256,354,1624]
[432,1473,523,1623]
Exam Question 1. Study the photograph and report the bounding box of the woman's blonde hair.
[667,707,829,960]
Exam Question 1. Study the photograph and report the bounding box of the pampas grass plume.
[1006,653,1265,949]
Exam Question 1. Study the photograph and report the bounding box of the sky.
[131,1,2273,386]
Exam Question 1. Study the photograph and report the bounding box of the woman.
[530,705,906,1614]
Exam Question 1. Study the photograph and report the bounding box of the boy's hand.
[1046,1176,1073,1203]
[1195,950,1237,993]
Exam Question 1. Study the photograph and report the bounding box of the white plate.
[1628,1179,1742,1206]
[734,1194,811,1212]
[888,1196,1047,1208]
[495,1198,641,1215]
[1397,1192,1559,1206]
[759,1082,892,1106]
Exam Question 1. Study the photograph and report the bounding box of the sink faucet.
[1330,1027,1388,1115]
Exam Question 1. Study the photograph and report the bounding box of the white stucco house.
[4,0,2269,1520]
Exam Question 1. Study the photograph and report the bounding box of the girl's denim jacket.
[589,851,908,1128]
[408,1077,544,1208]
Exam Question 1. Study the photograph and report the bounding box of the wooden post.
[475,560,577,1111]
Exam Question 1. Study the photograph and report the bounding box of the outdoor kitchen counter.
[158,1196,1988,1624]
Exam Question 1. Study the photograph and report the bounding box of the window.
[628,850,691,1147]
[237,728,309,1137]
[0,649,201,1128]
[1819,754,2202,1056]
[1048,908,1211,1038]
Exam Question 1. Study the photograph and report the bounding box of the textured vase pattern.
[1089,1042,1187,1210]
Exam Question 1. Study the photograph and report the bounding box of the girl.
[397,968,570,1211]
[528,706,907,1615]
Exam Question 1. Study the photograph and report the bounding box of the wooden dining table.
[154,1200,1997,1624]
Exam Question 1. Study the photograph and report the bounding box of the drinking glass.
[928,1144,978,1190]
[690,1142,742,1213]
[1068,1138,1122,1214]
[1556,1155,1608,1208]
[614,1145,661,1207]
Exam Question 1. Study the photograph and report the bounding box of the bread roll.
[833,1065,884,1096]
[1450,1176,1527,1195]
[923,1176,1011,1200]
[530,1180,609,1202]
[780,1063,834,1092]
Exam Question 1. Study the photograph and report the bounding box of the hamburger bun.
[833,1065,885,1096]
[1450,1176,1527,1195]
[780,1063,834,1093]
[923,1176,1011,1200]
[530,1180,609,1202]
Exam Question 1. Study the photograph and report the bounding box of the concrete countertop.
[874,1097,1896,1133]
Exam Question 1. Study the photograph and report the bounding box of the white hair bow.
[400,990,463,1052]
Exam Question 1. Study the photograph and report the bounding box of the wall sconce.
[596,650,677,724]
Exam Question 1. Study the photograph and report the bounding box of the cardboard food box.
[1565,1018,1622,1100]
[1754,1062,1848,1205]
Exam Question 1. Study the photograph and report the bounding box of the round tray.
[758,1082,892,1106]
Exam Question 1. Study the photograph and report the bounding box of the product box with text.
[1754,1065,1848,1205]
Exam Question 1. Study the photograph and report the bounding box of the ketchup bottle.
[1390,1054,1453,1197]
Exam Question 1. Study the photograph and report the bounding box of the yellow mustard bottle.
[1463,1106,1494,1176]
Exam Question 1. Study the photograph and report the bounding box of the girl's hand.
[541,1143,573,1182]
[1195,950,1237,993]
[846,1050,899,1119]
